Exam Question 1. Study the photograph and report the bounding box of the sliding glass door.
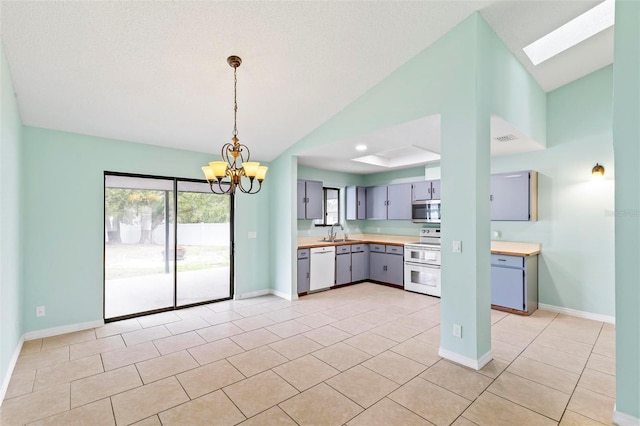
[104,174,233,321]
[176,181,232,306]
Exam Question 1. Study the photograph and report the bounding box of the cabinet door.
[429,180,441,200]
[412,181,431,201]
[351,249,369,282]
[297,180,306,219]
[357,186,367,219]
[346,186,357,221]
[366,186,388,220]
[491,266,524,310]
[387,183,411,220]
[336,253,351,285]
[386,254,404,287]
[297,257,310,293]
[491,172,530,221]
[305,180,324,219]
[369,251,386,281]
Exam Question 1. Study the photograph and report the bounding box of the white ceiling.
[0,1,612,172]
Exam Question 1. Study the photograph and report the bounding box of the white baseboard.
[613,405,640,426]
[271,289,294,301]
[439,347,493,371]
[234,289,271,300]
[23,320,104,341]
[539,303,615,324]
[235,288,295,301]
[0,335,24,407]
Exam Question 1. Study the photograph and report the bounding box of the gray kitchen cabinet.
[369,244,403,287]
[346,186,366,220]
[297,179,323,220]
[491,171,538,221]
[366,186,388,220]
[412,180,441,201]
[351,244,369,282]
[387,183,412,220]
[366,184,411,220]
[297,248,310,294]
[491,253,538,315]
[335,245,351,286]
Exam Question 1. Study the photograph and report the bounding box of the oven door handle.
[404,261,440,269]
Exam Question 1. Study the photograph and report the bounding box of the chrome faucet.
[329,223,343,242]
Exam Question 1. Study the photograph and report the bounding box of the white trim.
[233,289,271,300]
[23,320,104,341]
[0,335,24,407]
[235,289,295,301]
[438,347,493,371]
[271,289,294,301]
[613,405,640,426]
[539,303,615,324]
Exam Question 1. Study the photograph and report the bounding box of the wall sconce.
[592,163,605,178]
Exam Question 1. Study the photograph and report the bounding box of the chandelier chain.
[233,66,238,138]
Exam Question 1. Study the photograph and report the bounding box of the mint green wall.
[486,21,547,146]
[491,66,614,317]
[21,127,270,332]
[612,0,640,418]
[0,44,24,394]
[439,14,492,362]
[269,154,297,297]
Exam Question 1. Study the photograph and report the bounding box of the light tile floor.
[1,283,616,425]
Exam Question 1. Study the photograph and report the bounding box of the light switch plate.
[248,231,257,239]
[453,240,462,253]
[453,324,462,338]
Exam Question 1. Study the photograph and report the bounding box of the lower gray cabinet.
[335,245,352,286]
[369,244,403,287]
[297,249,310,294]
[351,244,369,282]
[491,254,538,314]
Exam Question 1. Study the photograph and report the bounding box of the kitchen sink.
[318,238,361,243]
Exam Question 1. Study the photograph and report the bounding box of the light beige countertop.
[298,234,541,256]
[490,241,541,256]
[297,233,415,249]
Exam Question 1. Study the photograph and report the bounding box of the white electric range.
[404,227,441,297]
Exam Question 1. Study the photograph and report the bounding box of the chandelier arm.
[209,178,234,195]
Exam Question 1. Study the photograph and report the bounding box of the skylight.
[523,0,615,66]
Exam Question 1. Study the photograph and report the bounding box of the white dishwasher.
[310,246,336,292]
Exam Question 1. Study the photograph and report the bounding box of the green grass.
[105,243,230,280]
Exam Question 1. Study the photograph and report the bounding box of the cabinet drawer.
[351,244,365,253]
[370,244,385,253]
[491,254,524,268]
[336,245,351,255]
[297,249,310,259]
[386,245,403,255]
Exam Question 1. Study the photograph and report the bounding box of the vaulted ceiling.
[1,1,611,172]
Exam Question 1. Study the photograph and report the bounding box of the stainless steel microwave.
[411,200,441,223]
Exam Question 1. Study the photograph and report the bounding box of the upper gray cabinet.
[345,186,367,220]
[297,179,323,220]
[387,183,412,219]
[491,171,538,221]
[412,180,440,201]
[366,186,388,220]
[366,183,412,220]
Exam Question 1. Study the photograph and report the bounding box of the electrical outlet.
[248,231,257,239]
[36,306,45,317]
[493,231,501,239]
[453,323,462,338]
[453,240,462,253]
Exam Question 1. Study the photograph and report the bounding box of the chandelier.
[201,56,267,194]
